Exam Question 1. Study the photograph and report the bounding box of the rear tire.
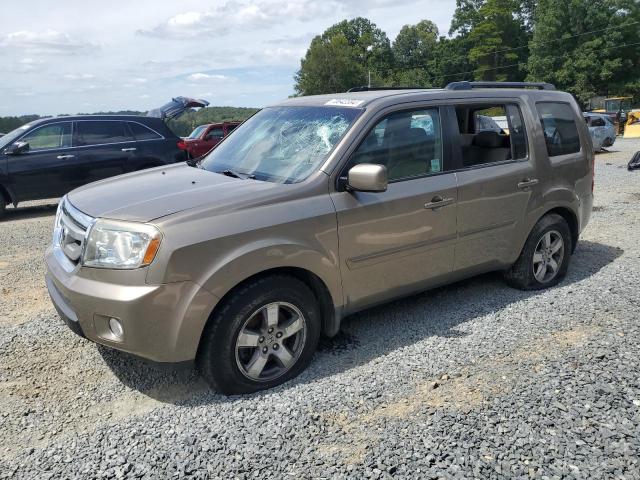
[0,196,6,219]
[197,275,321,395]
[504,214,572,290]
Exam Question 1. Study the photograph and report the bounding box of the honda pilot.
[45,82,594,394]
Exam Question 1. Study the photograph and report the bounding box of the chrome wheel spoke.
[265,303,280,328]
[550,237,563,254]
[548,258,559,274]
[535,262,546,279]
[246,351,269,378]
[533,252,543,264]
[273,346,295,369]
[281,316,303,339]
[543,232,552,248]
[237,330,261,348]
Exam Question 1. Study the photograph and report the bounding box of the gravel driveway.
[1,139,639,479]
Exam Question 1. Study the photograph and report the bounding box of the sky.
[1,0,457,116]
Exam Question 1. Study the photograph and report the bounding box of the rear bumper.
[45,246,218,363]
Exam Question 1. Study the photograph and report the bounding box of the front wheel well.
[201,267,338,344]
[0,184,13,206]
[542,207,579,253]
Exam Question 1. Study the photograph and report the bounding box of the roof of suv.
[276,83,571,109]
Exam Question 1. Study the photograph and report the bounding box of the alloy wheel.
[532,230,564,283]
[234,302,307,382]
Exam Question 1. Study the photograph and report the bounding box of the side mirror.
[5,141,30,155]
[347,163,388,192]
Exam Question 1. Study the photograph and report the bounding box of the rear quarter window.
[536,102,581,156]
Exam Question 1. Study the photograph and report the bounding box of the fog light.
[108,317,124,339]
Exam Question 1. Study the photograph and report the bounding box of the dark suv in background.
[0,97,208,217]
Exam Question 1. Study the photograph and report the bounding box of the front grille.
[54,198,94,270]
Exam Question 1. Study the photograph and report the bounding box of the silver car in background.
[584,112,616,152]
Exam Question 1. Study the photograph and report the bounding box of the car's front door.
[74,120,135,186]
[7,121,76,201]
[330,106,458,311]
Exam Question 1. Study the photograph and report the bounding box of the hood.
[147,96,209,120]
[67,164,282,222]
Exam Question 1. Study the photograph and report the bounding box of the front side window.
[200,106,361,183]
[349,108,443,181]
[76,121,133,146]
[21,122,72,151]
[536,102,581,156]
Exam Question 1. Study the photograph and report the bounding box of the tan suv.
[45,82,594,394]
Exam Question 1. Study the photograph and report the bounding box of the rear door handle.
[121,147,137,152]
[517,178,539,190]
[424,195,455,210]
[56,154,75,160]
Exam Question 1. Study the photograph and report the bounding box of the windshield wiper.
[219,169,256,180]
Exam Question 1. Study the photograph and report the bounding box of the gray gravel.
[1,139,640,479]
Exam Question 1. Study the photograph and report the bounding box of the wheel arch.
[196,266,339,358]
[536,206,579,253]
[0,183,16,207]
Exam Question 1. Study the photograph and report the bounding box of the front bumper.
[45,246,218,363]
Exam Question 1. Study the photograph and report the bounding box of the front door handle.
[424,195,455,210]
[517,178,539,190]
[121,147,137,152]
[56,154,75,160]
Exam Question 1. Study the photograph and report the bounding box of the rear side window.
[21,122,72,150]
[454,103,527,167]
[590,116,606,127]
[128,122,163,141]
[76,121,133,146]
[350,108,443,181]
[536,103,581,156]
[206,127,224,140]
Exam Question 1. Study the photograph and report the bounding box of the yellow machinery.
[624,110,640,139]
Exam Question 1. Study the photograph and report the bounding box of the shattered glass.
[200,106,361,183]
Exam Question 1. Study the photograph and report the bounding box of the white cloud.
[139,0,336,39]
[187,72,229,82]
[2,29,96,54]
[64,73,95,80]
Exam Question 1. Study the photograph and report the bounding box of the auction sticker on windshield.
[324,99,364,107]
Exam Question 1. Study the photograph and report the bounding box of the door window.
[206,127,224,140]
[454,103,527,167]
[75,121,134,146]
[20,123,72,151]
[128,122,162,140]
[350,108,443,181]
[536,102,581,156]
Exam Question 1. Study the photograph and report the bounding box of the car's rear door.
[73,120,135,186]
[451,101,537,272]
[126,120,177,169]
[330,104,458,311]
[7,120,77,200]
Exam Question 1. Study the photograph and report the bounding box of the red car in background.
[182,121,241,158]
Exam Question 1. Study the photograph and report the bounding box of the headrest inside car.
[473,130,506,148]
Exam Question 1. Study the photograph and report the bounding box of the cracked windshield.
[200,106,361,183]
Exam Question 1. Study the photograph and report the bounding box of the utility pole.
[366,45,373,88]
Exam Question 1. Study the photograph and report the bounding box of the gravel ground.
[1,139,639,479]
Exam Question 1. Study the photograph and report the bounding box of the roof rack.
[347,86,426,92]
[445,81,556,91]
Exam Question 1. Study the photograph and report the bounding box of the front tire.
[0,196,6,219]
[504,213,572,290]
[197,275,321,394]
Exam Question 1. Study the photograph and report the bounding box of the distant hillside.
[0,106,259,137]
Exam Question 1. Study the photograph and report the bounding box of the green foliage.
[526,0,640,105]
[0,115,40,134]
[294,17,392,95]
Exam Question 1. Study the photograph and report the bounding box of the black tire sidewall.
[198,276,321,394]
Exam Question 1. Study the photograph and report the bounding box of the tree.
[388,20,440,86]
[452,0,530,81]
[527,0,640,105]
[294,18,392,95]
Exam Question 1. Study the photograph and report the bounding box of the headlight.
[83,219,162,269]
